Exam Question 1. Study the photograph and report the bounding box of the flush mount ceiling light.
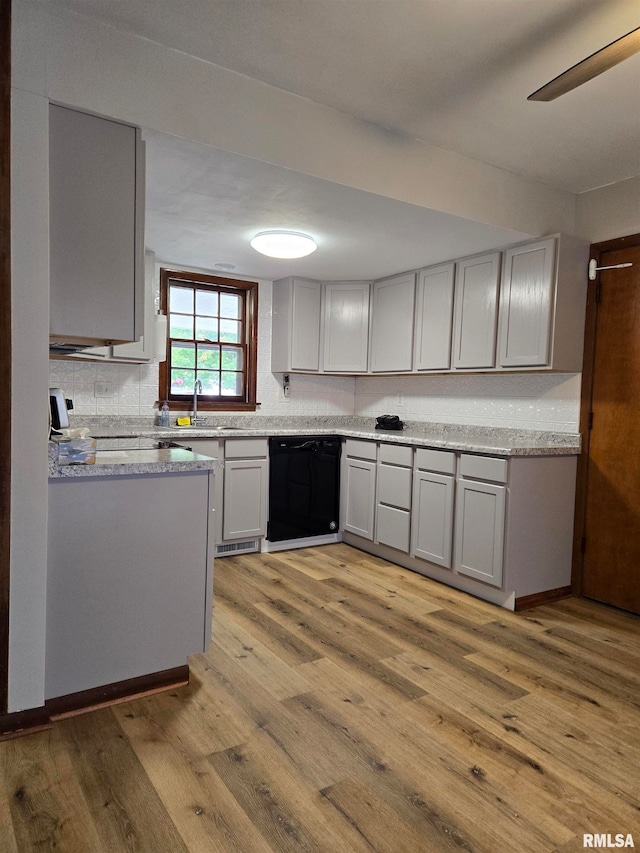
[250,230,317,259]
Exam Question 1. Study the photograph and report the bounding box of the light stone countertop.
[48,415,580,478]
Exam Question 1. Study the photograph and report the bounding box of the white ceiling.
[46,0,640,279]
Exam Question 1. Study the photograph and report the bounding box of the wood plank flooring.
[1,543,639,852]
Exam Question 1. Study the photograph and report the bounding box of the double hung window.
[159,269,258,411]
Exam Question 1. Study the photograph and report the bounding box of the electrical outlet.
[94,381,115,398]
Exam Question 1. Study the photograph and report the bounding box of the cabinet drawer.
[224,438,268,459]
[344,438,377,461]
[376,504,411,553]
[184,439,220,459]
[378,443,413,467]
[414,448,456,474]
[377,464,412,510]
[459,454,508,484]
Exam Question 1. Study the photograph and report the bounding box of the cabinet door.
[498,238,556,368]
[323,281,370,372]
[452,252,501,369]
[343,458,376,540]
[223,459,268,540]
[454,478,505,587]
[411,470,454,568]
[370,273,416,372]
[413,263,455,371]
[49,105,144,345]
[291,279,322,371]
[376,505,410,553]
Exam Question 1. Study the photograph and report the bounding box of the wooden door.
[582,242,640,614]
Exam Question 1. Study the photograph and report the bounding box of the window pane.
[221,346,243,371]
[169,285,193,314]
[171,342,195,368]
[195,316,219,342]
[220,319,241,343]
[197,344,220,370]
[221,371,244,396]
[198,371,220,395]
[196,289,218,317]
[170,314,194,339]
[171,368,195,395]
[220,292,241,319]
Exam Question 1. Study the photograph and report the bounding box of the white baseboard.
[261,532,342,553]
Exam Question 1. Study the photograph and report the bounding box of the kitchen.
[4,0,640,849]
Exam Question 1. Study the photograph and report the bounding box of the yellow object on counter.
[176,417,191,426]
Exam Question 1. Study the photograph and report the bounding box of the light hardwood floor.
[2,543,639,852]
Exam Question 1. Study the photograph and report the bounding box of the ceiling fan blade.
[528,26,640,101]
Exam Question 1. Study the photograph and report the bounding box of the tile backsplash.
[354,372,581,432]
[49,277,581,431]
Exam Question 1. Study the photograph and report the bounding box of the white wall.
[49,280,356,419]
[575,177,640,244]
[355,373,581,432]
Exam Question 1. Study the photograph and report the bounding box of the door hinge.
[581,535,586,554]
[588,412,594,430]
[595,283,601,303]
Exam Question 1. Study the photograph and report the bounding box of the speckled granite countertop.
[49,441,217,478]
[49,416,580,478]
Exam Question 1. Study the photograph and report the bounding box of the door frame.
[0,0,11,714]
[571,232,640,596]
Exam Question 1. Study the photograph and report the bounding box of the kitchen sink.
[167,425,256,432]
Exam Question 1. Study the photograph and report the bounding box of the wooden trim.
[0,666,189,740]
[515,586,572,611]
[571,233,640,597]
[0,707,51,742]
[0,0,11,714]
[45,664,190,721]
[159,269,259,412]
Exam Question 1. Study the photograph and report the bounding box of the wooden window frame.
[159,269,258,412]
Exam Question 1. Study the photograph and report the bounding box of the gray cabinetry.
[271,277,322,372]
[49,104,145,348]
[376,443,412,553]
[369,273,416,372]
[173,439,223,544]
[46,470,214,699]
[452,251,501,369]
[413,263,455,371]
[454,454,506,588]
[411,449,455,568]
[498,237,555,368]
[323,281,370,372]
[341,440,377,540]
[223,439,269,541]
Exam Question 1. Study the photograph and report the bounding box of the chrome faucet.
[191,379,204,425]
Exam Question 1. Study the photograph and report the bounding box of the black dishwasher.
[268,436,341,542]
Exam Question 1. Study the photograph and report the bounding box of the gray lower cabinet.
[454,477,506,588]
[223,441,269,540]
[411,470,455,568]
[375,444,413,553]
[174,439,223,544]
[342,457,377,540]
[46,470,215,700]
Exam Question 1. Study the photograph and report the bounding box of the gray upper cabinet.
[498,238,555,368]
[452,251,501,369]
[413,262,455,371]
[323,281,370,372]
[271,277,322,373]
[369,272,416,372]
[49,104,145,348]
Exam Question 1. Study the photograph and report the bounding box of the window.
[159,269,258,411]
